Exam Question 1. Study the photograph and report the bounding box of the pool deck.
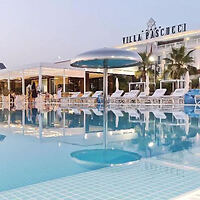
[1,148,200,200]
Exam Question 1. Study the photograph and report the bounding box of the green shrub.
[191,78,199,89]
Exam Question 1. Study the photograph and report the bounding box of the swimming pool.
[0,105,200,196]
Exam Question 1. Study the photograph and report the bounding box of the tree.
[164,46,197,79]
[135,51,157,82]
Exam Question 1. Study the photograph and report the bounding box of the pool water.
[0,105,200,192]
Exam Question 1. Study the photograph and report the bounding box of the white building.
[117,19,200,76]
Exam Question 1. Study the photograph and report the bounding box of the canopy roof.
[0,62,140,80]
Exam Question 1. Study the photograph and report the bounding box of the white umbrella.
[115,77,119,91]
[144,74,150,95]
[185,71,190,92]
[70,47,142,106]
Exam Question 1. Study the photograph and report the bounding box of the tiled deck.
[1,147,200,200]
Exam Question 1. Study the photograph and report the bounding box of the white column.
[38,67,42,92]
[84,70,86,93]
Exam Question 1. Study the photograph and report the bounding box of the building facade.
[117,19,200,77]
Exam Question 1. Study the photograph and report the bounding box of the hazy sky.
[0,0,200,68]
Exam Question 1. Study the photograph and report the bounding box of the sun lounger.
[117,90,140,103]
[139,89,167,104]
[87,91,103,104]
[61,92,81,104]
[161,89,186,104]
[135,92,147,104]
[77,91,92,104]
[109,90,124,103]
[148,89,167,104]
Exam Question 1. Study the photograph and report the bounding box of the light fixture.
[148,142,154,148]
[149,56,155,62]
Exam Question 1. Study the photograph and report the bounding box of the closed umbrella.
[144,74,150,96]
[115,77,119,91]
[185,71,190,92]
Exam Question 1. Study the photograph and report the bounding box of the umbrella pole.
[103,62,108,149]
[103,68,108,106]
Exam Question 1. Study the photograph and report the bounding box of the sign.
[122,18,187,44]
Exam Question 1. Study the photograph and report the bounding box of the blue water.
[0,105,200,192]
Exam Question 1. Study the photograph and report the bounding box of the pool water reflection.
[0,105,200,192]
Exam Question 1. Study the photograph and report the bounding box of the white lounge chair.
[64,92,81,104]
[117,90,140,104]
[137,89,167,104]
[161,89,186,104]
[135,92,147,104]
[109,90,124,103]
[87,91,103,104]
[77,91,92,104]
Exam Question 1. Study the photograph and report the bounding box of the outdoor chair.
[109,90,124,103]
[138,89,167,104]
[87,91,103,104]
[116,90,140,104]
[61,92,81,104]
[161,88,186,104]
[77,91,92,104]
[135,92,147,104]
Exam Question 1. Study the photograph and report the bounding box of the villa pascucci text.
[122,23,187,44]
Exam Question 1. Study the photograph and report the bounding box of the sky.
[0,0,200,68]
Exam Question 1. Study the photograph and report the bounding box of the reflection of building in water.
[0,108,200,157]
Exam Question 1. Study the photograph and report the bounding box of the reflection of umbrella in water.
[71,149,141,169]
[0,135,6,141]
